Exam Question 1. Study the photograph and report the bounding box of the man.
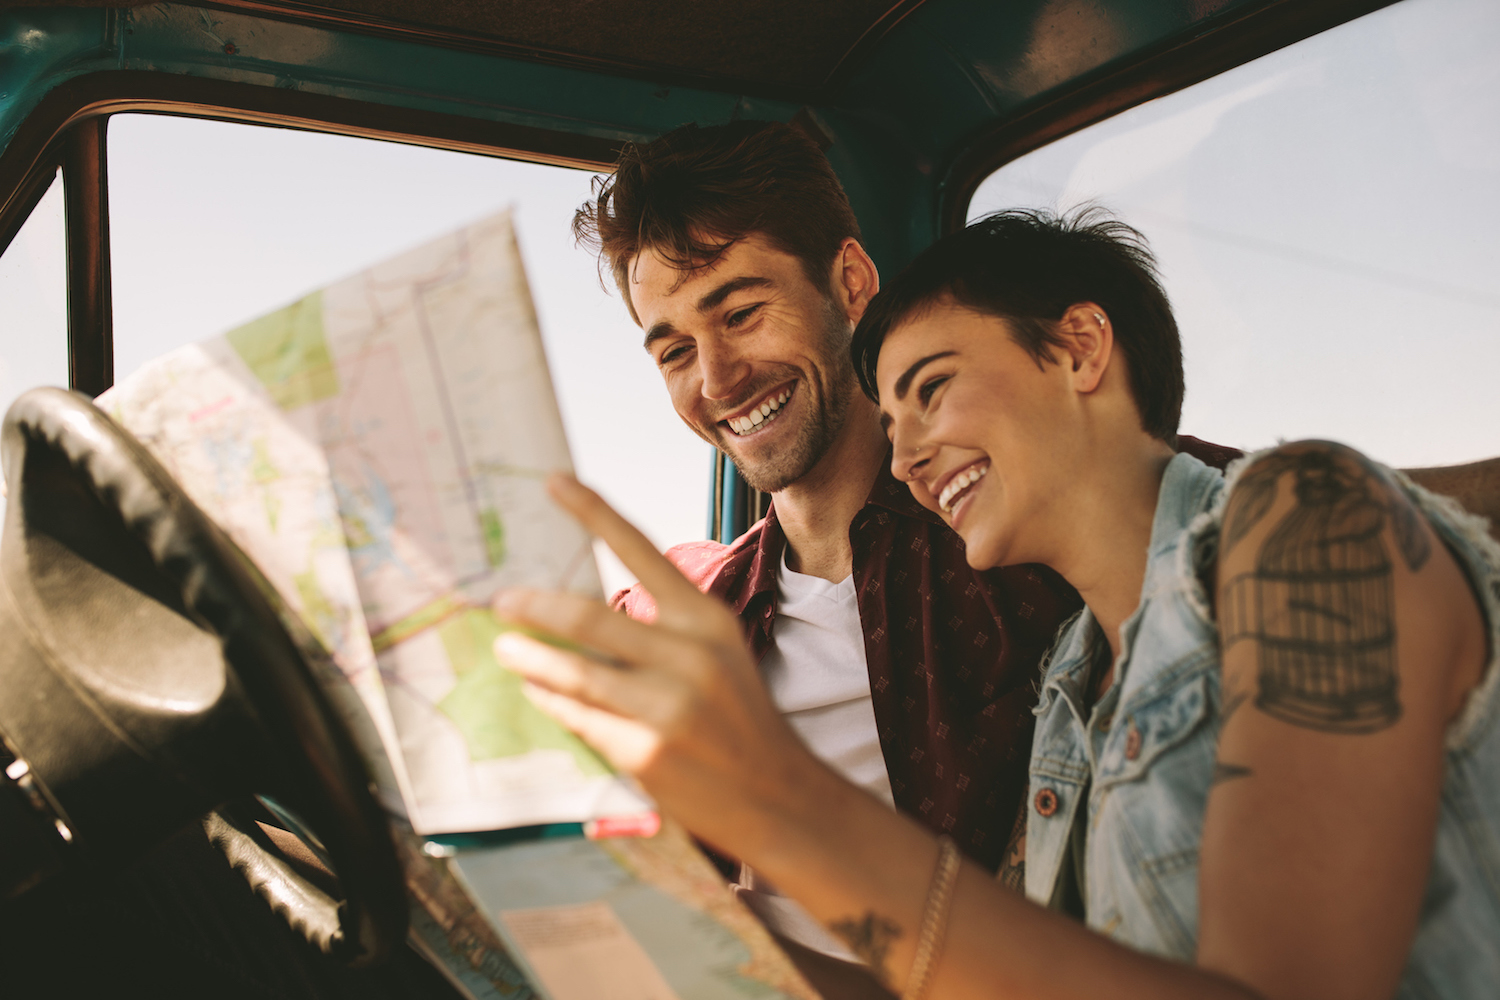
[575,119,1239,876]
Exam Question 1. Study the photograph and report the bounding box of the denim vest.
[1024,452,1500,997]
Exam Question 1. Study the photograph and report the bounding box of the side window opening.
[967,0,1499,468]
[104,115,705,591]
[0,169,69,428]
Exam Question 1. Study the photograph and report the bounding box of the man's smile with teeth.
[938,461,990,513]
[726,386,793,436]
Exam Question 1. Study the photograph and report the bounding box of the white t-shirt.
[739,549,894,964]
[758,548,894,805]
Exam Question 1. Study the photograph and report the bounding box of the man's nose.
[697,340,750,400]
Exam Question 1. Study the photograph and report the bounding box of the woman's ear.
[1059,302,1113,393]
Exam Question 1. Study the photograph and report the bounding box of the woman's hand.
[490,474,820,858]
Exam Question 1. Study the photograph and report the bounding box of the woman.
[492,210,1499,999]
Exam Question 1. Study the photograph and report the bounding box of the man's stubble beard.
[728,298,856,494]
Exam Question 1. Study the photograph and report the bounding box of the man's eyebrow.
[893,351,958,399]
[643,276,773,351]
[643,321,676,352]
[697,276,771,313]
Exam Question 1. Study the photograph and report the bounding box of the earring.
[1093,312,1106,328]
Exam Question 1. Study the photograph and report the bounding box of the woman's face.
[876,300,1078,570]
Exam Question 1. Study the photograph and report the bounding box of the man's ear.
[1059,302,1113,394]
[832,238,880,325]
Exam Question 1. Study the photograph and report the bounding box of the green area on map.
[437,609,610,774]
[226,291,340,409]
[480,507,506,568]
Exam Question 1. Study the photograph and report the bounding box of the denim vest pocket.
[1090,664,1218,958]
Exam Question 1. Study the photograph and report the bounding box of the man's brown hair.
[573,120,862,322]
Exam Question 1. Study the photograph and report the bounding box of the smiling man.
[572,122,1241,890]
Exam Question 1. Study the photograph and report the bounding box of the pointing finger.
[546,474,699,606]
[545,474,740,638]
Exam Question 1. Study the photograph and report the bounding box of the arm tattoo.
[1222,455,1296,553]
[1210,685,1254,786]
[1389,498,1432,572]
[1352,452,1432,573]
[1221,449,1413,734]
[827,912,902,984]
[1220,685,1250,726]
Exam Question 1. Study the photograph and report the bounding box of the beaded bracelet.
[902,836,961,1000]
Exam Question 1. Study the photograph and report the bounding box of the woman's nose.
[890,426,934,483]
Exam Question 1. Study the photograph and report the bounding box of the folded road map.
[101,209,647,835]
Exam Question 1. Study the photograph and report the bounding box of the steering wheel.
[0,387,406,965]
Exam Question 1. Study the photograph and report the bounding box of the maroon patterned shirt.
[613,436,1242,871]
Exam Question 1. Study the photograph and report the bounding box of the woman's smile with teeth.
[938,462,990,513]
[727,388,792,435]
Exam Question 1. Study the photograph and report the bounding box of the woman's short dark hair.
[574,120,862,321]
[851,208,1184,443]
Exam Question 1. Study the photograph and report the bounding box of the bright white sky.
[0,0,1494,598]
[970,0,1500,468]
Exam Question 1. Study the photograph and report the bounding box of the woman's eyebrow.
[893,351,957,399]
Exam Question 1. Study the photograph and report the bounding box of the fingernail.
[494,632,526,663]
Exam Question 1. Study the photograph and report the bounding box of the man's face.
[630,235,858,493]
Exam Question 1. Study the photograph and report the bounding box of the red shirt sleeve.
[609,539,738,623]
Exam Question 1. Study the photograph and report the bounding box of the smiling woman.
[859,211,1183,629]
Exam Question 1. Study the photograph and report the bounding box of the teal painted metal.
[0,5,776,154]
[817,0,1268,269]
[0,1,1302,279]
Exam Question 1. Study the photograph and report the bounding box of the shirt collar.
[732,456,939,614]
[1146,452,1224,560]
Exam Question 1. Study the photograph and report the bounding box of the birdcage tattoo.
[1220,453,1400,733]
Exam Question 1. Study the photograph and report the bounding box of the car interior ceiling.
[43,0,923,93]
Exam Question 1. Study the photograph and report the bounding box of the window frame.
[0,70,622,398]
